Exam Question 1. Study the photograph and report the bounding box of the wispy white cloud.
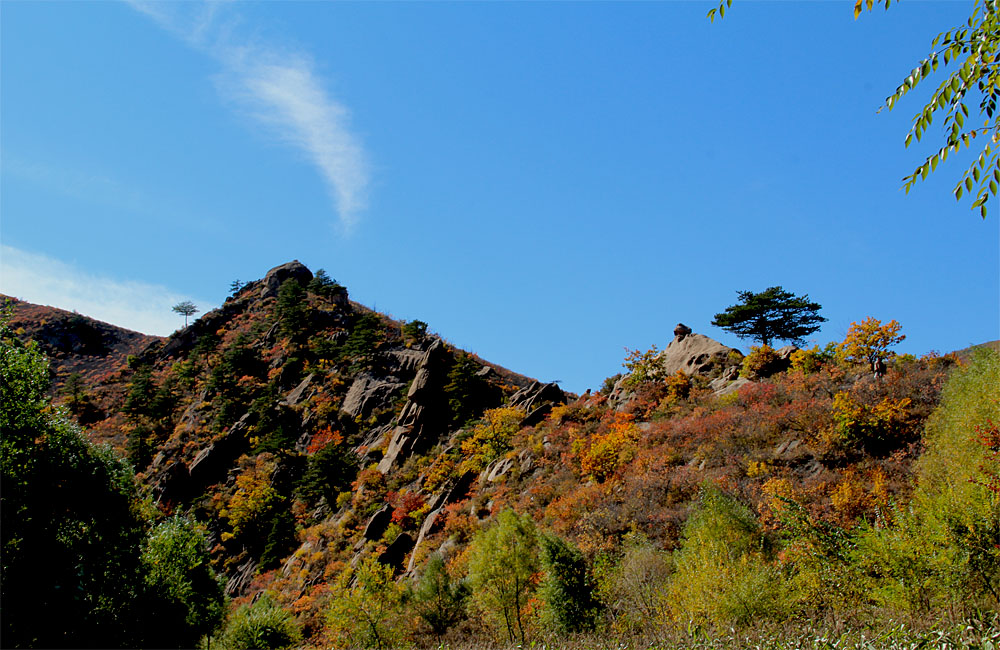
[126,0,369,231]
[0,245,205,336]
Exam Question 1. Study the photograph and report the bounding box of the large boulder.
[509,381,566,411]
[657,332,742,377]
[260,261,313,299]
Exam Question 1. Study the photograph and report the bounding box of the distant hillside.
[3,295,162,425]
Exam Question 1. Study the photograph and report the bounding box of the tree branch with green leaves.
[710,0,999,218]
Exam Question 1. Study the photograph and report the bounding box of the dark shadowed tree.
[712,286,826,347]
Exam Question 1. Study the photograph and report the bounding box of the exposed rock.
[173,389,209,438]
[341,374,405,420]
[509,381,566,412]
[383,349,425,374]
[188,412,253,490]
[657,332,742,377]
[378,339,449,474]
[281,373,316,407]
[518,449,535,475]
[260,260,313,300]
[406,508,444,574]
[226,558,258,597]
[485,457,516,483]
[674,323,693,338]
[711,376,752,397]
[775,439,803,456]
[519,404,551,429]
[363,504,393,541]
[475,366,497,380]
[776,345,798,361]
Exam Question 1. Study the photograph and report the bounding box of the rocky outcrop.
[710,376,752,397]
[260,260,313,300]
[151,412,253,503]
[509,381,566,412]
[377,339,449,474]
[226,558,258,597]
[657,332,742,377]
[342,374,406,420]
[281,374,316,407]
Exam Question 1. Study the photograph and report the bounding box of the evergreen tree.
[410,554,468,642]
[712,286,826,347]
[538,533,602,633]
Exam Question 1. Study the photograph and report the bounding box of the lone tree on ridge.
[712,286,826,347]
[172,301,199,327]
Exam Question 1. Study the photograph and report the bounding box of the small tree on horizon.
[712,286,826,347]
[171,301,199,327]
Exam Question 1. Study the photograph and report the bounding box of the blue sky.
[2,0,997,394]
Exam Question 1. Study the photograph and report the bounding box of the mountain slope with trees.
[3,261,997,649]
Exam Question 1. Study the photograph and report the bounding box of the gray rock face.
[281,373,316,407]
[383,349,425,374]
[406,508,444,574]
[377,339,448,474]
[657,332,742,377]
[341,374,405,420]
[710,376,752,397]
[509,381,566,412]
[226,558,258,597]
[674,323,693,338]
[260,260,313,300]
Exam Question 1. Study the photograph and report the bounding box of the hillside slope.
[6,263,997,647]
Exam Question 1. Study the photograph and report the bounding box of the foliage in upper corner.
[712,286,826,347]
[713,0,1000,218]
[878,0,1000,218]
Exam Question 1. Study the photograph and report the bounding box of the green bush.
[326,557,407,649]
[410,553,469,642]
[2,323,143,646]
[595,532,672,634]
[538,533,602,633]
[216,593,300,650]
[141,516,226,648]
[402,319,428,341]
[910,348,1000,609]
[669,486,793,627]
[468,509,539,644]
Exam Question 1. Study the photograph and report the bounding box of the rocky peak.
[260,260,313,299]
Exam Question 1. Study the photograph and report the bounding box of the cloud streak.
[127,1,369,231]
[1,246,203,336]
